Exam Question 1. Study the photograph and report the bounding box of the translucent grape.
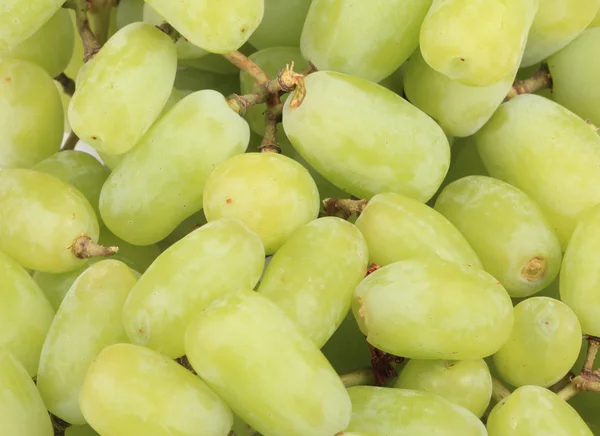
[590,9,600,27]
[355,192,481,268]
[301,0,431,82]
[346,386,487,435]
[353,258,514,360]
[435,176,562,297]
[0,58,63,168]
[377,63,406,95]
[143,0,264,53]
[115,0,144,30]
[185,290,351,436]
[37,260,138,425]
[0,0,64,50]
[33,264,88,311]
[475,94,600,248]
[420,0,538,86]
[282,71,450,201]
[249,0,311,49]
[203,152,320,254]
[68,23,177,155]
[321,312,373,374]
[0,169,99,273]
[100,89,249,245]
[80,343,233,436]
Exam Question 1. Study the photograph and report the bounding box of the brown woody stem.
[491,377,511,403]
[323,198,368,219]
[258,101,283,153]
[61,131,80,151]
[63,0,101,62]
[156,22,180,42]
[54,73,75,96]
[68,234,119,259]
[556,336,600,401]
[504,63,552,102]
[340,368,377,388]
[222,51,270,85]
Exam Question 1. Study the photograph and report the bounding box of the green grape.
[435,176,562,298]
[353,258,514,360]
[258,217,369,347]
[394,359,492,418]
[100,90,249,246]
[404,48,516,138]
[521,0,599,67]
[475,94,600,248]
[123,218,264,358]
[487,385,593,435]
[420,0,538,86]
[174,66,240,96]
[185,290,351,436]
[282,71,450,201]
[0,58,63,168]
[0,250,54,376]
[0,350,53,436]
[37,260,138,425]
[590,8,600,27]
[97,226,161,272]
[143,0,264,54]
[548,28,600,127]
[240,47,308,135]
[301,0,432,82]
[355,192,481,267]
[115,0,144,30]
[157,210,207,251]
[64,11,83,81]
[0,169,99,273]
[80,343,233,436]
[0,0,64,50]
[377,63,406,96]
[493,297,582,388]
[33,264,88,311]
[65,425,99,436]
[346,386,487,435]
[248,0,311,49]
[321,312,372,374]
[1,9,74,78]
[68,23,177,155]
[203,152,320,254]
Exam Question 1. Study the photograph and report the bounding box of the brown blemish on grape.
[240,26,247,33]
[225,197,232,204]
[138,328,143,333]
[521,256,547,282]
[544,321,550,325]
[365,263,381,277]
[91,135,98,140]
[3,77,11,84]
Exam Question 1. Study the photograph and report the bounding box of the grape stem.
[63,0,102,62]
[491,377,511,403]
[223,51,270,85]
[504,63,552,102]
[87,0,116,45]
[61,130,80,151]
[322,198,368,220]
[51,413,70,436]
[340,368,377,388]
[258,100,283,153]
[54,73,75,96]
[68,234,119,259]
[175,355,196,375]
[156,22,180,43]
[557,336,600,401]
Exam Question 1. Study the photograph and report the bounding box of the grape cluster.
[1,0,600,435]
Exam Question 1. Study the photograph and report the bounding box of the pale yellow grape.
[487,385,593,435]
[475,94,600,248]
[493,297,581,388]
[249,0,312,48]
[420,0,538,86]
[123,218,264,358]
[33,265,88,311]
[0,250,54,376]
[37,260,137,425]
[80,343,233,436]
[258,217,369,347]
[283,71,450,201]
[404,48,516,138]
[353,258,514,359]
[0,58,63,168]
[65,425,99,436]
[185,290,351,436]
[435,176,562,297]
[203,152,320,254]
[0,351,53,436]
[68,23,177,155]
[548,28,600,127]
[521,0,600,67]
[394,359,492,418]
[0,0,64,50]
[346,386,487,435]
[590,8,600,27]
[0,169,99,273]
[301,0,431,82]
[100,90,249,245]
[355,192,481,268]
[143,0,264,53]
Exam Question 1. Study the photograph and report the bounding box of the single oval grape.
[0,0,64,50]
[249,0,312,49]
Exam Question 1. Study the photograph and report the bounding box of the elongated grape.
[475,94,600,248]
[301,0,431,82]
[548,28,600,127]
[143,0,264,53]
[353,258,514,359]
[0,250,54,376]
[420,0,538,86]
[249,0,311,49]
[80,343,233,436]
[355,192,481,268]
[68,23,177,155]
[37,260,138,425]
[33,264,88,311]
[123,218,264,358]
[0,351,53,436]
[203,152,320,254]
[0,58,63,168]
[321,312,373,374]
[185,290,351,436]
[404,48,516,138]
[487,385,593,435]
[258,217,368,347]
[0,0,64,50]
[590,9,600,27]
[0,169,99,273]
[100,90,249,245]
[521,0,600,67]
[346,386,487,435]
[283,71,450,201]
[435,176,562,297]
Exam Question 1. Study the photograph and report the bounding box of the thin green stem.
[88,0,114,45]
[340,368,377,388]
[222,51,270,85]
